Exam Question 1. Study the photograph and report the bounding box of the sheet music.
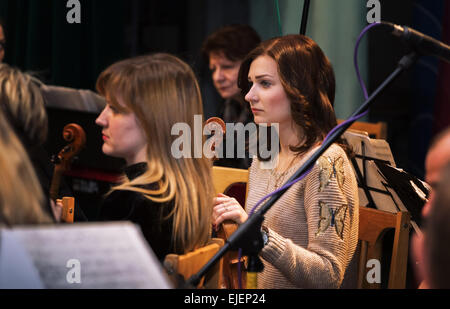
[1,222,172,289]
[355,160,399,213]
[343,131,396,166]
[0,230,44,289]
[343,130,423,235]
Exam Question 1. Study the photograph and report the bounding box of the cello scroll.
[49,123,86,202]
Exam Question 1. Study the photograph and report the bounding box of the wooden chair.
[163,238,224,289]
[338,119,388,139]
[212,166,250,289]
[56,196,75,223]
[357,206,411,289]
[212,166,249,204]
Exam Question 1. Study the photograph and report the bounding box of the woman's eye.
[108,105,119,114]
[260,80,271,88]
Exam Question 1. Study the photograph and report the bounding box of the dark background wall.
[0,0,448,179]
[368,0,449,178]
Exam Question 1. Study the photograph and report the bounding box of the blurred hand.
[50,199,63,223]
[212,193,248,230]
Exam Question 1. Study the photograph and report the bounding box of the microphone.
[382,21,450,63]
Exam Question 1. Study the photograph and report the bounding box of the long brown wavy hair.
[238,34,339,156]
[96,53,215,254]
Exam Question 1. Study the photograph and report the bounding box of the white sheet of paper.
[1,222,172,289]
[344,131,396,166]
[0,230,44,289]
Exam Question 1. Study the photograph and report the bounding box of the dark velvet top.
[214,97,254,169]
[98,162,176,261]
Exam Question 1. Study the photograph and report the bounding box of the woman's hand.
[50,199,63,223]
[212,193,248,230]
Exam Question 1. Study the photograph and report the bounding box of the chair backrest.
[212,166,249,289]
[338,119,388,140]
[212,166,249,199]
[163,238,224,289]
[357,206,411,289]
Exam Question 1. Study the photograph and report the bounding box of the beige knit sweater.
[245,144,359,289]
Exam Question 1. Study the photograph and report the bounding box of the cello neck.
[50,166,64,201]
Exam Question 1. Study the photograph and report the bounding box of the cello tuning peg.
[51,154,61,164]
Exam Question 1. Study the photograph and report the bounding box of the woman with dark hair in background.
[202,24,261,169]
[213,35,359,288]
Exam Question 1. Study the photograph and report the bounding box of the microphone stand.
[186,51,419,288]
[299,0,311,35]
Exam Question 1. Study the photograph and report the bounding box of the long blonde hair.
[0,63,48,145]
[96,53,215,253]
[0,111,52,225]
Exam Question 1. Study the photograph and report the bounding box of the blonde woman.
[95,53,215,260]
[0,63,88,222]
[0,64,56,218]
[0,111,51,225]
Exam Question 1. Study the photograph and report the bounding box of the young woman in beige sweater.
[212,35,359,289]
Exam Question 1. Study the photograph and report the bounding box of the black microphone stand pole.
[299,0,311,35]
[186,51,418,288]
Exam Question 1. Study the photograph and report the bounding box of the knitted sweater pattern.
[245,144,359,289]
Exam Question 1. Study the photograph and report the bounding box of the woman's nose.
[213,68,224,82]
[245,87,257,103]
[95,108,108,127]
